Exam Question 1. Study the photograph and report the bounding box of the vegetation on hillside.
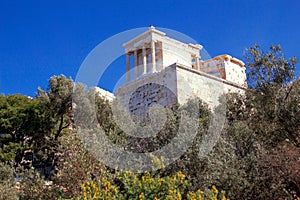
[0,44,299,199]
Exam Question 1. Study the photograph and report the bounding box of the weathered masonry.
[114,26,247,115]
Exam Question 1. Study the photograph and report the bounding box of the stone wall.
[161,38,199,68]
[115,66,178,117]
[116,63,245,115]
[174,64,245,108]
[224,60,247,88]
[94,87,115,102]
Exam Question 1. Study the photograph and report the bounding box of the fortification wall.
[174,64,245,108]
[115,66,178,116]
[115,63,245,116]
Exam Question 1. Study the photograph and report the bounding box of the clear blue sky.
[1,0,299,97]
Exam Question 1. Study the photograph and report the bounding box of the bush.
[16,165,59,200]
[0,162,19,200]
[53,132,107,198]
[0,162,60,200]
[75,170,226,200]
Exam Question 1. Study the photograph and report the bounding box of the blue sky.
[1,0,299,96]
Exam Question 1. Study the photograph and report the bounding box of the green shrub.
[74,170,226,200]
[16,165,59,200]
[0,162,19,200]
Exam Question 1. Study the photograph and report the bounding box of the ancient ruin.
[111,26,246,115]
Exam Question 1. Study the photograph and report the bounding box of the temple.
[104,26,247,115]
[122,26,246,88]
[123,26,202,80]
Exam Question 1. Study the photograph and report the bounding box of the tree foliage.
[244,45,299,147]
[37,75,73,141]
[0,44,299,199]
[246,44,297,92]
[0,94,51,162]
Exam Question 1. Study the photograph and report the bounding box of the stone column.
[126,53,130,81]
[151,41,156,72]
[159,42,163,70]
[142,46,147,74]
[134,49,138,79]
[195,56,199,70]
